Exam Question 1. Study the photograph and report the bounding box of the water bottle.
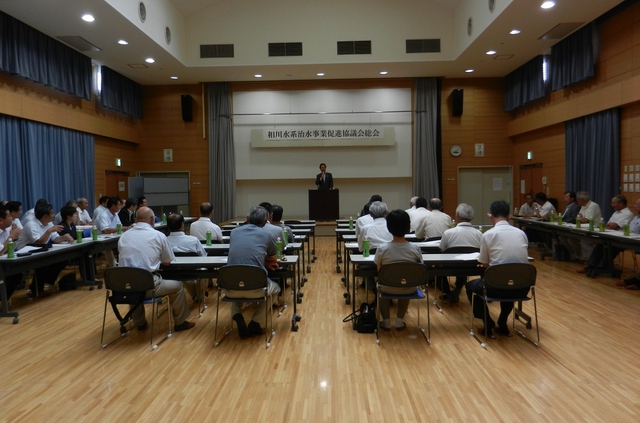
[588,219,595,232]
[576,219,582,229]
[624,224,630,236]
[599,218,605,232]
[282,229,288,247]
[76,229,83,243]
[557,215,562,225]
[162,213,167,224]
[7,238,15,258]
[479,225,483,233]
[363,238,370,257]
[550,212,555,222]
[206,230,212,246]
[451,219,456,228]
[276,237,283,259]
[513,207,518,216]
[91,225,98,241]
[116,223,122,234]
[349,216,353,230]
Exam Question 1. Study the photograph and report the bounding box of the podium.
[309,189,339,221]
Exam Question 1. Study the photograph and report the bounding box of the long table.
[161,255,303,331]
[513,216,640,275]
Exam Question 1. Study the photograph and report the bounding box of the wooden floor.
[2,238,640,422]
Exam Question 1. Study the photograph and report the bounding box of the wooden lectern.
[309,189,339,221]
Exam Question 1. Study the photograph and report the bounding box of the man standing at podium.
[315,163,333,190]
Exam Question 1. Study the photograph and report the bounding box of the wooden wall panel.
[441,78,512,210]
[136,85,209,216]
[94,136,138,204]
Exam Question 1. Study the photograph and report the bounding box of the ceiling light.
[541,1,555,9]
[118,40,128,45]
[380,71,388,75]
[254,74,262,78]
[317,72,325,77]
[145,58,155,64]
[465,69,474,73]
[486,50,496,55]
[81,14,95,22]
[510,29,521,35]
[170,76,178,80]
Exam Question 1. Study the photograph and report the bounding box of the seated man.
[227,206,281,339]
[374,209,423,330]
[358,201,392,252]
[532,192,557,220]
[582,195,634,277]
[21,198,49,226]
[618,199,640,289]
[117,198,137,227]
[517,194,537,218]
[407,197,429,233]
[6,201,23,230]
[415,198,451,241]
[465,200,529,337]
[15,203,74,297]
[118,207,195,332]
[354,202,373,238]
[166,213,207,301]
[561,191,580,224]
[270,204,294,244]
[564,191,602,262]
[92,196,109,222]
[438,203,483,303]
[405,196,418,212]
[95,197,126,267]
[189,202,223,242]
[76,197,93,225]
[0,205,23,301]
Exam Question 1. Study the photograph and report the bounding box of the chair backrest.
[443,246,480,254]
[377,262,428,288]
[217,265,268,291]
[103,267,155,293]
[284,220,302,225]
[483,263,536,291]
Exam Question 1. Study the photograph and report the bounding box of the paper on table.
[455,252,480,261]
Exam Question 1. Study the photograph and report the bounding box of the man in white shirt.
[0,205,23,301]
[407,197,430,233]
[357,201,392,252]
[465,200,529,337]
[92,196,109,222]
[189,202,223,242]
[518,194,537,218]
[95,197,126,267]
[533,192,557,220]
[21,198,48,226]
[118,207,195,332]
[405,196,418,212]
[571,191,603,262]
[166,213,207,301]
[76,197,92,225]
[6,201,23,230]
[415,198,452,241]
[354,202,374,239]
[439,203,483,302]
[582,195,634,276]
[15,203,74,297]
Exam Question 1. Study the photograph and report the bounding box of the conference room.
[2,0,640,421]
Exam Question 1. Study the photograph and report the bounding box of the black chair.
[469,263,539,349]
[173,251,209,317]
[101,267,172,350]
[214,265,274,348]
[376,262,430,345]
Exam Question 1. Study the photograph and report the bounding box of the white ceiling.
[0,0,625,85]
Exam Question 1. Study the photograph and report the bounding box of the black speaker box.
[181,94,193,122]
[452,89,464,117]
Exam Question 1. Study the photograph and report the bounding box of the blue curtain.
[0,114,95,211]
[550,23,598,92]
[100,66,143,119]
[565,108,619,221]
[504,55,548,112]
[0,11,92,100]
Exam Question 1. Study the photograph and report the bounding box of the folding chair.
[470,263,539,349]
[376,262,430,345]
[101,267,172,350]
[214,265,274,348]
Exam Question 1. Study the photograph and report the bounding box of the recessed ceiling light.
[118,40,128,45]
[510,29,521,35]
[486,50,496,55]
[541,1,555,9]
[82,14,95,22]
[254,74,262,78]
[465,69,474,73]
[170,76,178,80]
[380,71,388,75]
[145,58,155,63]
[317,72,325,77]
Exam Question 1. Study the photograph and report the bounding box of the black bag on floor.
[343,301,377,333]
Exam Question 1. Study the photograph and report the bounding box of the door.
[105,171,130,198]
[458,167,513,225]
[518,163,544,205]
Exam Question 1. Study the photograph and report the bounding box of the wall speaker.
[452,89,464,117]
[181,94,193,122]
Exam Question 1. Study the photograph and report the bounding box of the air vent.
[200,44,235,58]
[539,22,584,40]
[406,39,441,54]
[57,36,101,52]
[268,42,303,57]
[337,41,371,55]
[138,1,146,23]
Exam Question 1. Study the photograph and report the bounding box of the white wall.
[232,87,414,217]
